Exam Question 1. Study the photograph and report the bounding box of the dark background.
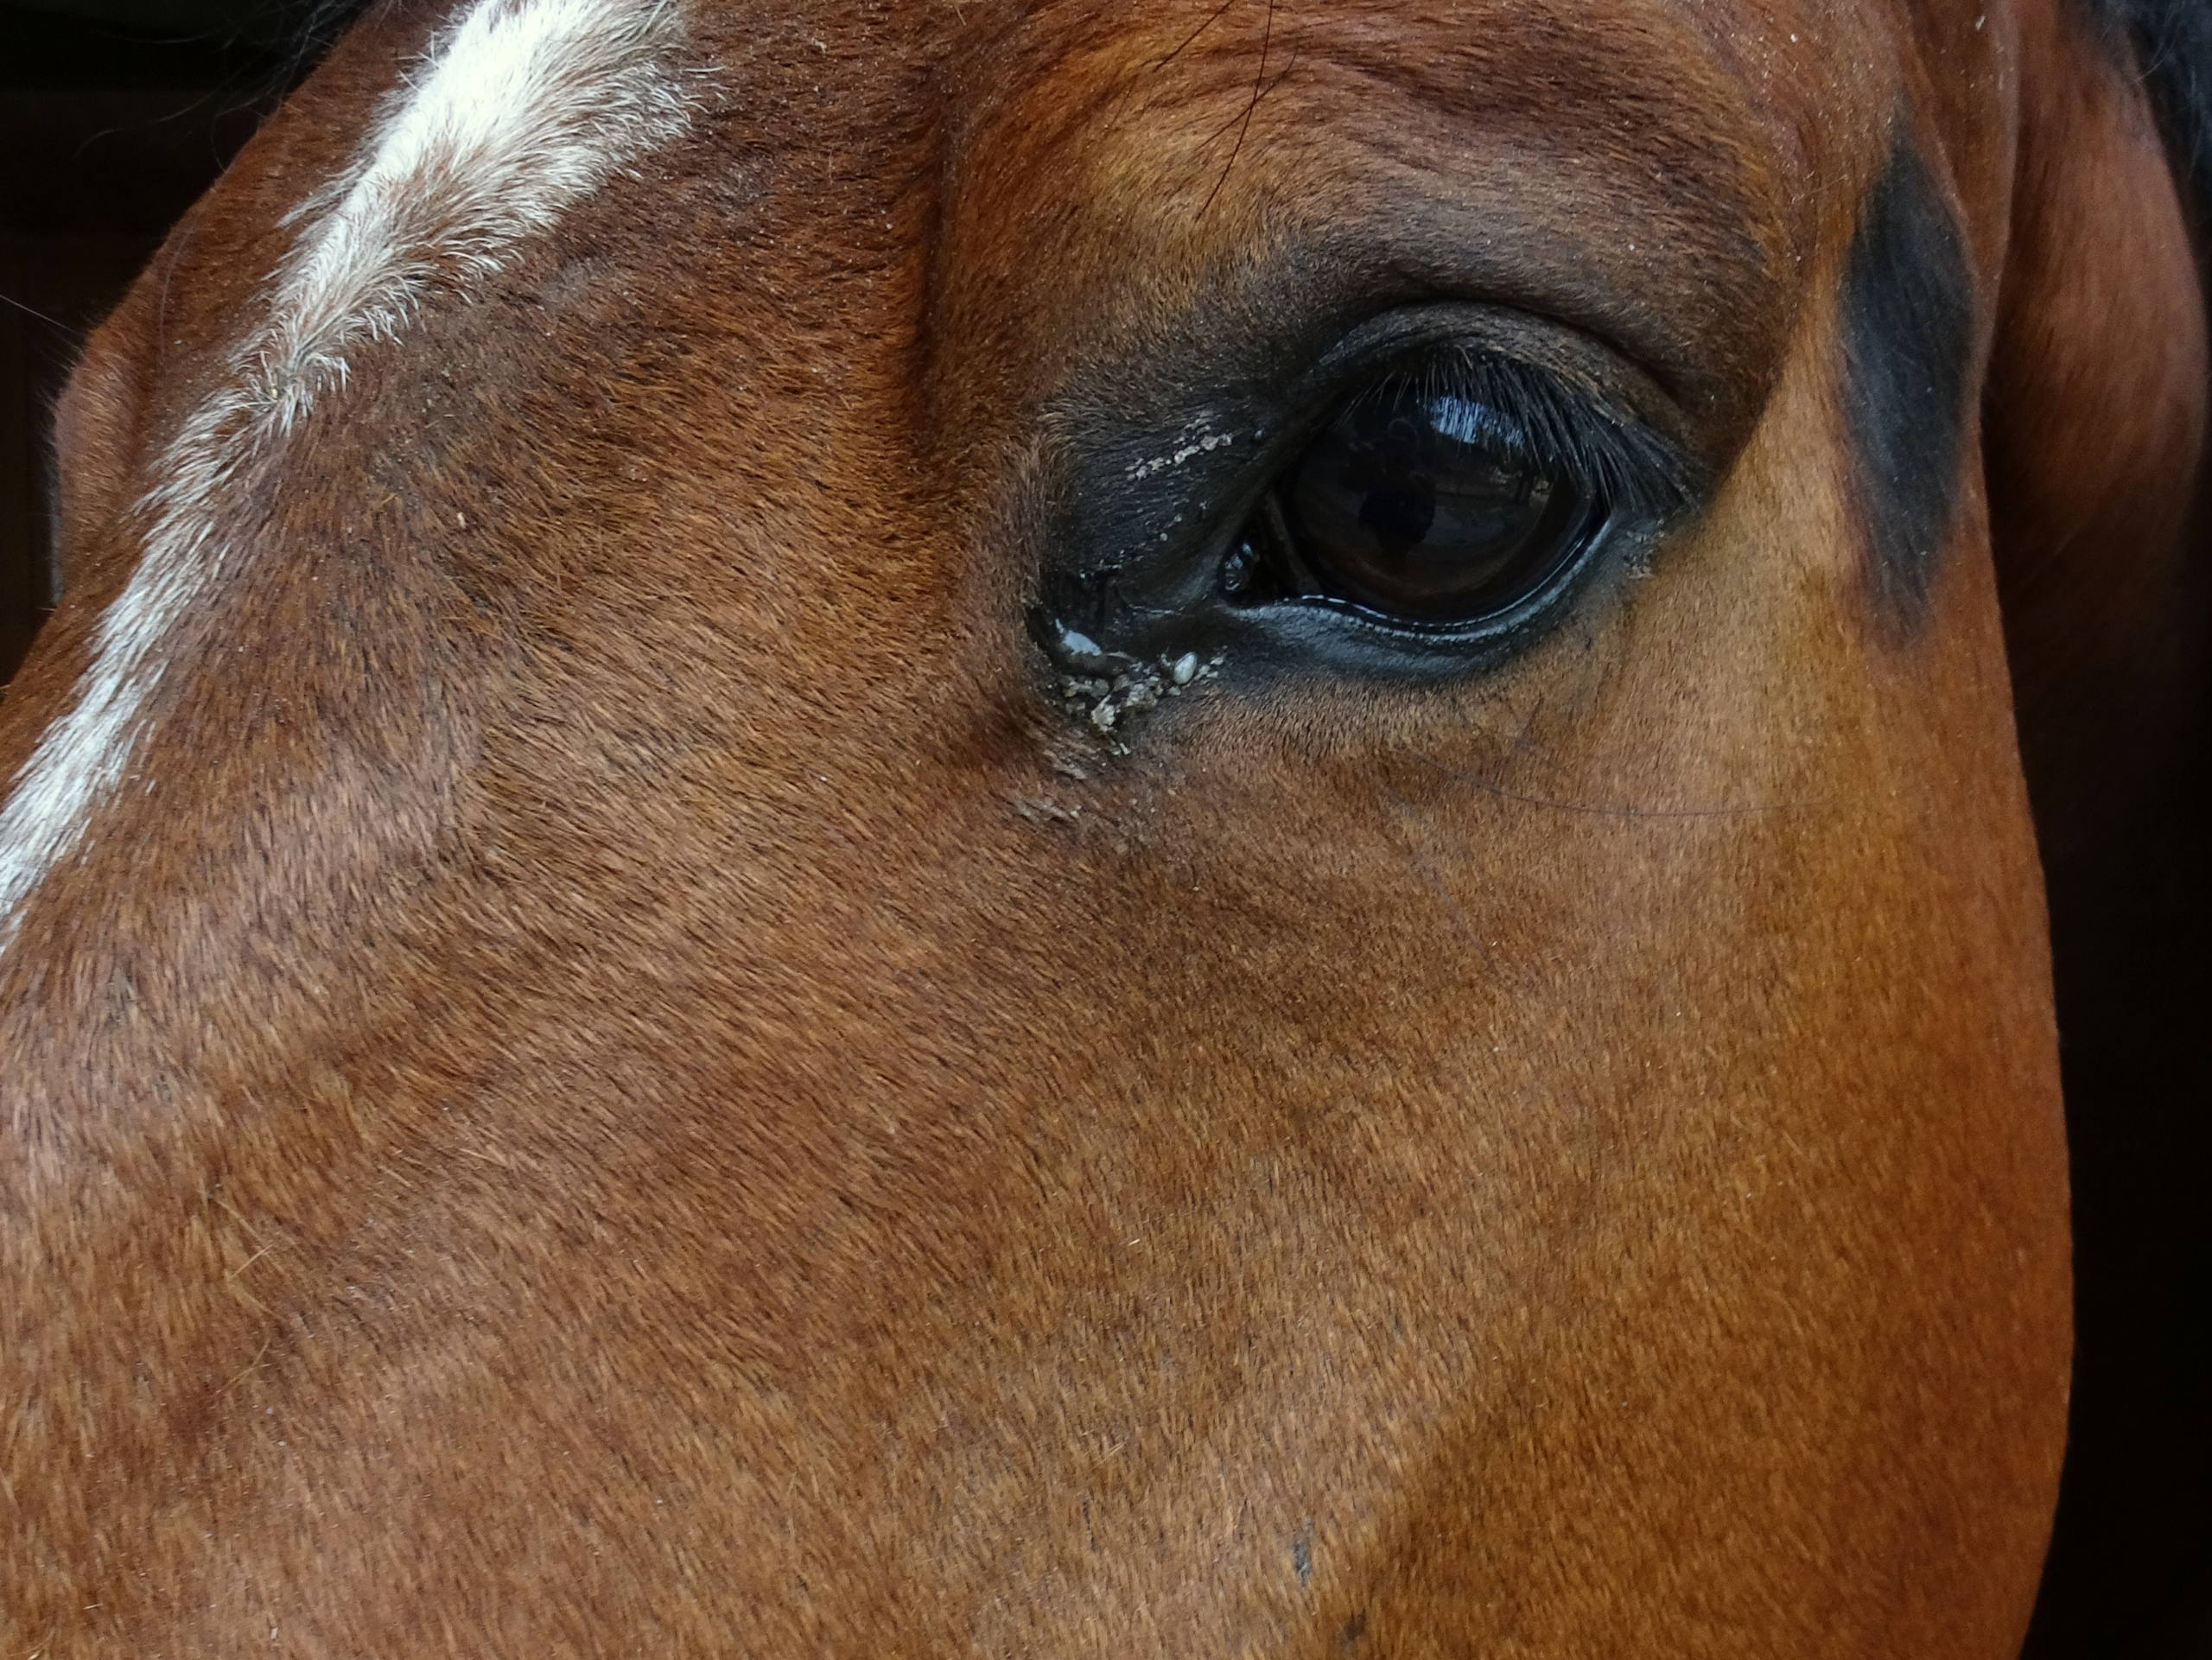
[0,0,331,684]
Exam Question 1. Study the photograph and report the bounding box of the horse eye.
[1223,381,1602,627]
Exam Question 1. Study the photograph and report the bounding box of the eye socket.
[1222,374,1605,630]
[1034,319,1700,696]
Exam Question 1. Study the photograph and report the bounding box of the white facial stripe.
[0,0,690,951]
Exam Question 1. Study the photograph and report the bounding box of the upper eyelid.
[1300,300,1681,412]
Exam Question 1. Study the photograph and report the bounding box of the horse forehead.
[223,0,1890,376]
[0,0,697,954]
[230,0,1923,310]
[920,0,1847,195]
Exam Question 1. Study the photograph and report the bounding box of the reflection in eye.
[1225,376,1605,628]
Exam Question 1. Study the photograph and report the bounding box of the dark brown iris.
[1227,384,1596,626]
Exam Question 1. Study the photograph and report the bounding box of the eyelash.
[1341,345,1698,529]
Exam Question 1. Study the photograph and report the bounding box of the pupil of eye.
[1254,383,1592,625]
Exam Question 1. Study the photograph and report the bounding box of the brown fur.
[3,0,2200,1652]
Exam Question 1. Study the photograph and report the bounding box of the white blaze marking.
[0,0,690,951]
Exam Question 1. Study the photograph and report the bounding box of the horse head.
[4,0,2204,1651]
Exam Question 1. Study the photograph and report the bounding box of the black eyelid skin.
[1837,130,1975,621]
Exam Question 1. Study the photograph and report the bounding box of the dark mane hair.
[270,0,379,86]
[2090,0,2212,217]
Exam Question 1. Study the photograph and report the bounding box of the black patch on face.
[1839,132,1976,615]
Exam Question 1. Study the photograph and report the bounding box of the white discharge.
[0,0,690,951]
